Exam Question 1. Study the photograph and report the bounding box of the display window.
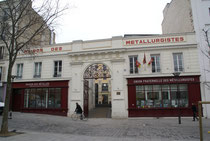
[136,84,189,108]
[24,88,61,109]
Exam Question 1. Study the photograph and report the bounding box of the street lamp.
[9,75,16,119]
[173,72,181,124]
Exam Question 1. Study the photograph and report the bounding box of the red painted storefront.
[127,76,201,117]
[11,80,69,116]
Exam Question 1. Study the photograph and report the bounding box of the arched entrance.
[83,63,111,118]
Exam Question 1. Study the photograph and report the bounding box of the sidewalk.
[0,112,210,141]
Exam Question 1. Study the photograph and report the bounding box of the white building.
[162,0,210,118]
[0,33,201,118]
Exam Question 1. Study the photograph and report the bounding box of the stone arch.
[83,63,111,79]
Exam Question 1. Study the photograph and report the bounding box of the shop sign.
[25,82,50,87]
[125,36,185,46]
[133,77,198,85]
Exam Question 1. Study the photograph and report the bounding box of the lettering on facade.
[133,77,195,84]
[51,47,62,51]
[23,48,43,54]
[25,82,50,87]
[125,36,185,46]
[22,47,63,55]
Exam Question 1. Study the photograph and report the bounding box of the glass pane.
[156,56,160,72]
[29,89,36,108]
[162,85,171,107]
[171,85,177,91]
[41,89,46,108]
[55,88,61,108]
[36,88,42,108]
[162,85,169,90]
[179,84,188,107]
[171,91,178,107]
[129,57,133,74]
[153,85,161,107]
[146,92,153,108]
[134,57,138,73]
[24,89,29,108]
[48,88,55,108]
[145,85,152,91]
[136,85,144,91]
[136,86,145,108]
[153,85,161,90]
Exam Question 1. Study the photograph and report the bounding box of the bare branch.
[0,0,68,134]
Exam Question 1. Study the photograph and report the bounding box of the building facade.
[0,32,201,118]
[162,0,210,118]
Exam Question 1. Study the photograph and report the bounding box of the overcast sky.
[54,0,172,43]
[55,0,172,43]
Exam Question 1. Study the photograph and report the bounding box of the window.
[0,67,2,81]
[136,84,189,108]
[129,56,138,74]
[151,54,160,73]
[102,83,108,92]
[2,8,9,21]
[16,63,23,79]
[0,46,4,59]
[34,62,42,78]
[24,88,61,109]
[173,53,184,72]
[54,61,62,77]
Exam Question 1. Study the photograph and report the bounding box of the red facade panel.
[127,76,201,117]
[11,80,69,116]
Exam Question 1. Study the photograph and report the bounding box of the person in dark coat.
[192,103,198,121]
[75,103,83,119]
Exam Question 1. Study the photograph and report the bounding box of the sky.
[54,0,172,43]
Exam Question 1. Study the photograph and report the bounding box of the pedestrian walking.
[192,103,198,121]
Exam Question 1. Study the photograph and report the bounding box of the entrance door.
[83,80,89,117]
[12,89,22,111]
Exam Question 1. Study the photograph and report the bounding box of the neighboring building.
[162,0,210,118]
[0,32,201,118]
[0,0,55,103]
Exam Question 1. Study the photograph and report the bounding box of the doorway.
[83,63,111,118]
[12,89,22,111]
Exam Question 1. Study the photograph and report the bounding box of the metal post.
[198,102,203,141]
[178,90,181,124]
[173,72,181,124]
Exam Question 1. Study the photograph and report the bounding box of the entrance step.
[88,107,111,118]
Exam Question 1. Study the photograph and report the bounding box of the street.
[0,112,210,141]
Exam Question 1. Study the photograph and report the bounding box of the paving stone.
[0,112,210,141]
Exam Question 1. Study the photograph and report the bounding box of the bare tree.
[0,0,67,135]
[202,28,210,58]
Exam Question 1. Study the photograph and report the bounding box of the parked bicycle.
[71,112,88,121]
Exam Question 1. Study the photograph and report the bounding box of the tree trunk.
[0,64,12,134]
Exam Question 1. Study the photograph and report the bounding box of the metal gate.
[83,79,89,117]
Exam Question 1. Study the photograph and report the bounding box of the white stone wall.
[191,0,210,118]
[0,33,200,118]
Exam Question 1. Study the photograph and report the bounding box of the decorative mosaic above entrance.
[83,64,111,79]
